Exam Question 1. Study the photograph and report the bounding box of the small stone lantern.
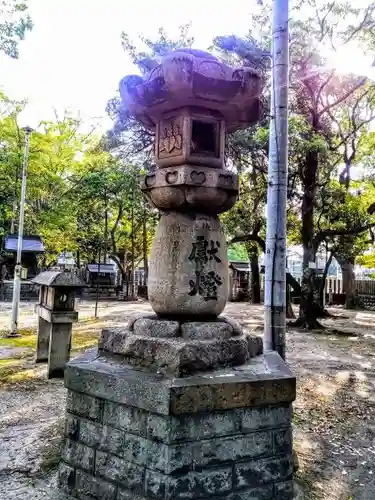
[33,270,83,378]
[58,49,296,500]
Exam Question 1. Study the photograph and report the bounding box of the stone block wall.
[1,281,39,301]
[59,390,293,499]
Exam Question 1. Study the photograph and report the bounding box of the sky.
[1,0,375,133]
[0,0,265,131]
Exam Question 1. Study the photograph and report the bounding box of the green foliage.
[121,24,194,70]
[0,92,158,267]
[228,244,248,262]
[68,160,157,267]
[0,0,32,58]
[0,103,108,262]
[221,171,266,245]
[314,180,375,262]
[357,253,375,268]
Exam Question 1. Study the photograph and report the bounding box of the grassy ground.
[0,325,99,386]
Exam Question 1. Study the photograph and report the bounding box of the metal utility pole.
[142,199,148,288]
[103,192,108,265]
[95,244,102,319]
[264,0,289,359]
[9,126,33,336]
[130,178,135,299]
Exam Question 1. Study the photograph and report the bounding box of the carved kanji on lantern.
[188,236,222,301]
[159,121,183,156]
[189,270,223,301]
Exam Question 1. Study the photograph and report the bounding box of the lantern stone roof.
[119,48,263,132]
[32,271,84,287]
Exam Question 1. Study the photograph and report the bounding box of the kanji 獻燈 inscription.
[188,236,222,301]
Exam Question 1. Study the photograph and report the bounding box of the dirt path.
[0,302,375,499]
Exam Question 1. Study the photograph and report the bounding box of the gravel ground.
[0,301,375,499]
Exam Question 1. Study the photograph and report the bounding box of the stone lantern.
[33,270,84,378]
[120,48,262,319]
[58,49,296,500]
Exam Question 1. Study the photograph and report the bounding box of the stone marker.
[59,48,296,499]
[32,270,84,378]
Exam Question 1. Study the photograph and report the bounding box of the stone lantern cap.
[119,48,263,132]
[32,271,84,288]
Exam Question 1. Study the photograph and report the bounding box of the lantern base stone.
[59,348,295,500]
[98,314,263,377]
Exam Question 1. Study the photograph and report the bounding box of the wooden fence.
[259,275,375,296]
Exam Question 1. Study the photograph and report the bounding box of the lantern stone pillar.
[58,49,296,500]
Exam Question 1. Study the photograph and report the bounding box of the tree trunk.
[319,252,333,309]
[286,284,295,319]
[298,251,321,328]
[142,204,148,286]
[103,197,108,264]
[130,189,135,298]
[341,258,356,309]
[109,253,126,287]
[248,244,261,304]
[229,234,301,297]
[286,271,301,295]
[295,151,323,329]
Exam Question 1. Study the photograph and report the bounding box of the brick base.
[59,350,295,500]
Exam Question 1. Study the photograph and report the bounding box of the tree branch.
[229,234,266,252]
[314,222,375,248]
[316,70,335,104]
[110,201,124,255]
[109,253,125,279]
[343,3,375,45]
[318,78,368,117]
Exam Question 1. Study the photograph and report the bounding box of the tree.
[227,244,248,261]
[0,0,32,58]
[315,181,375,307]
[288,1,375,325]
[68,160,157,285]
[0,97,110,263]
[211,2,375,326]
[0,88,160,278]
[222,170,267,304]
[357,252,375,269]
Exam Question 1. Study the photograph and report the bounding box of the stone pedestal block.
[148,212,228,318]
[36,316,51,362]
[98,315,262,377]
[48,323,73,378]
[59,349,295,500]
[36,316,73,378]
